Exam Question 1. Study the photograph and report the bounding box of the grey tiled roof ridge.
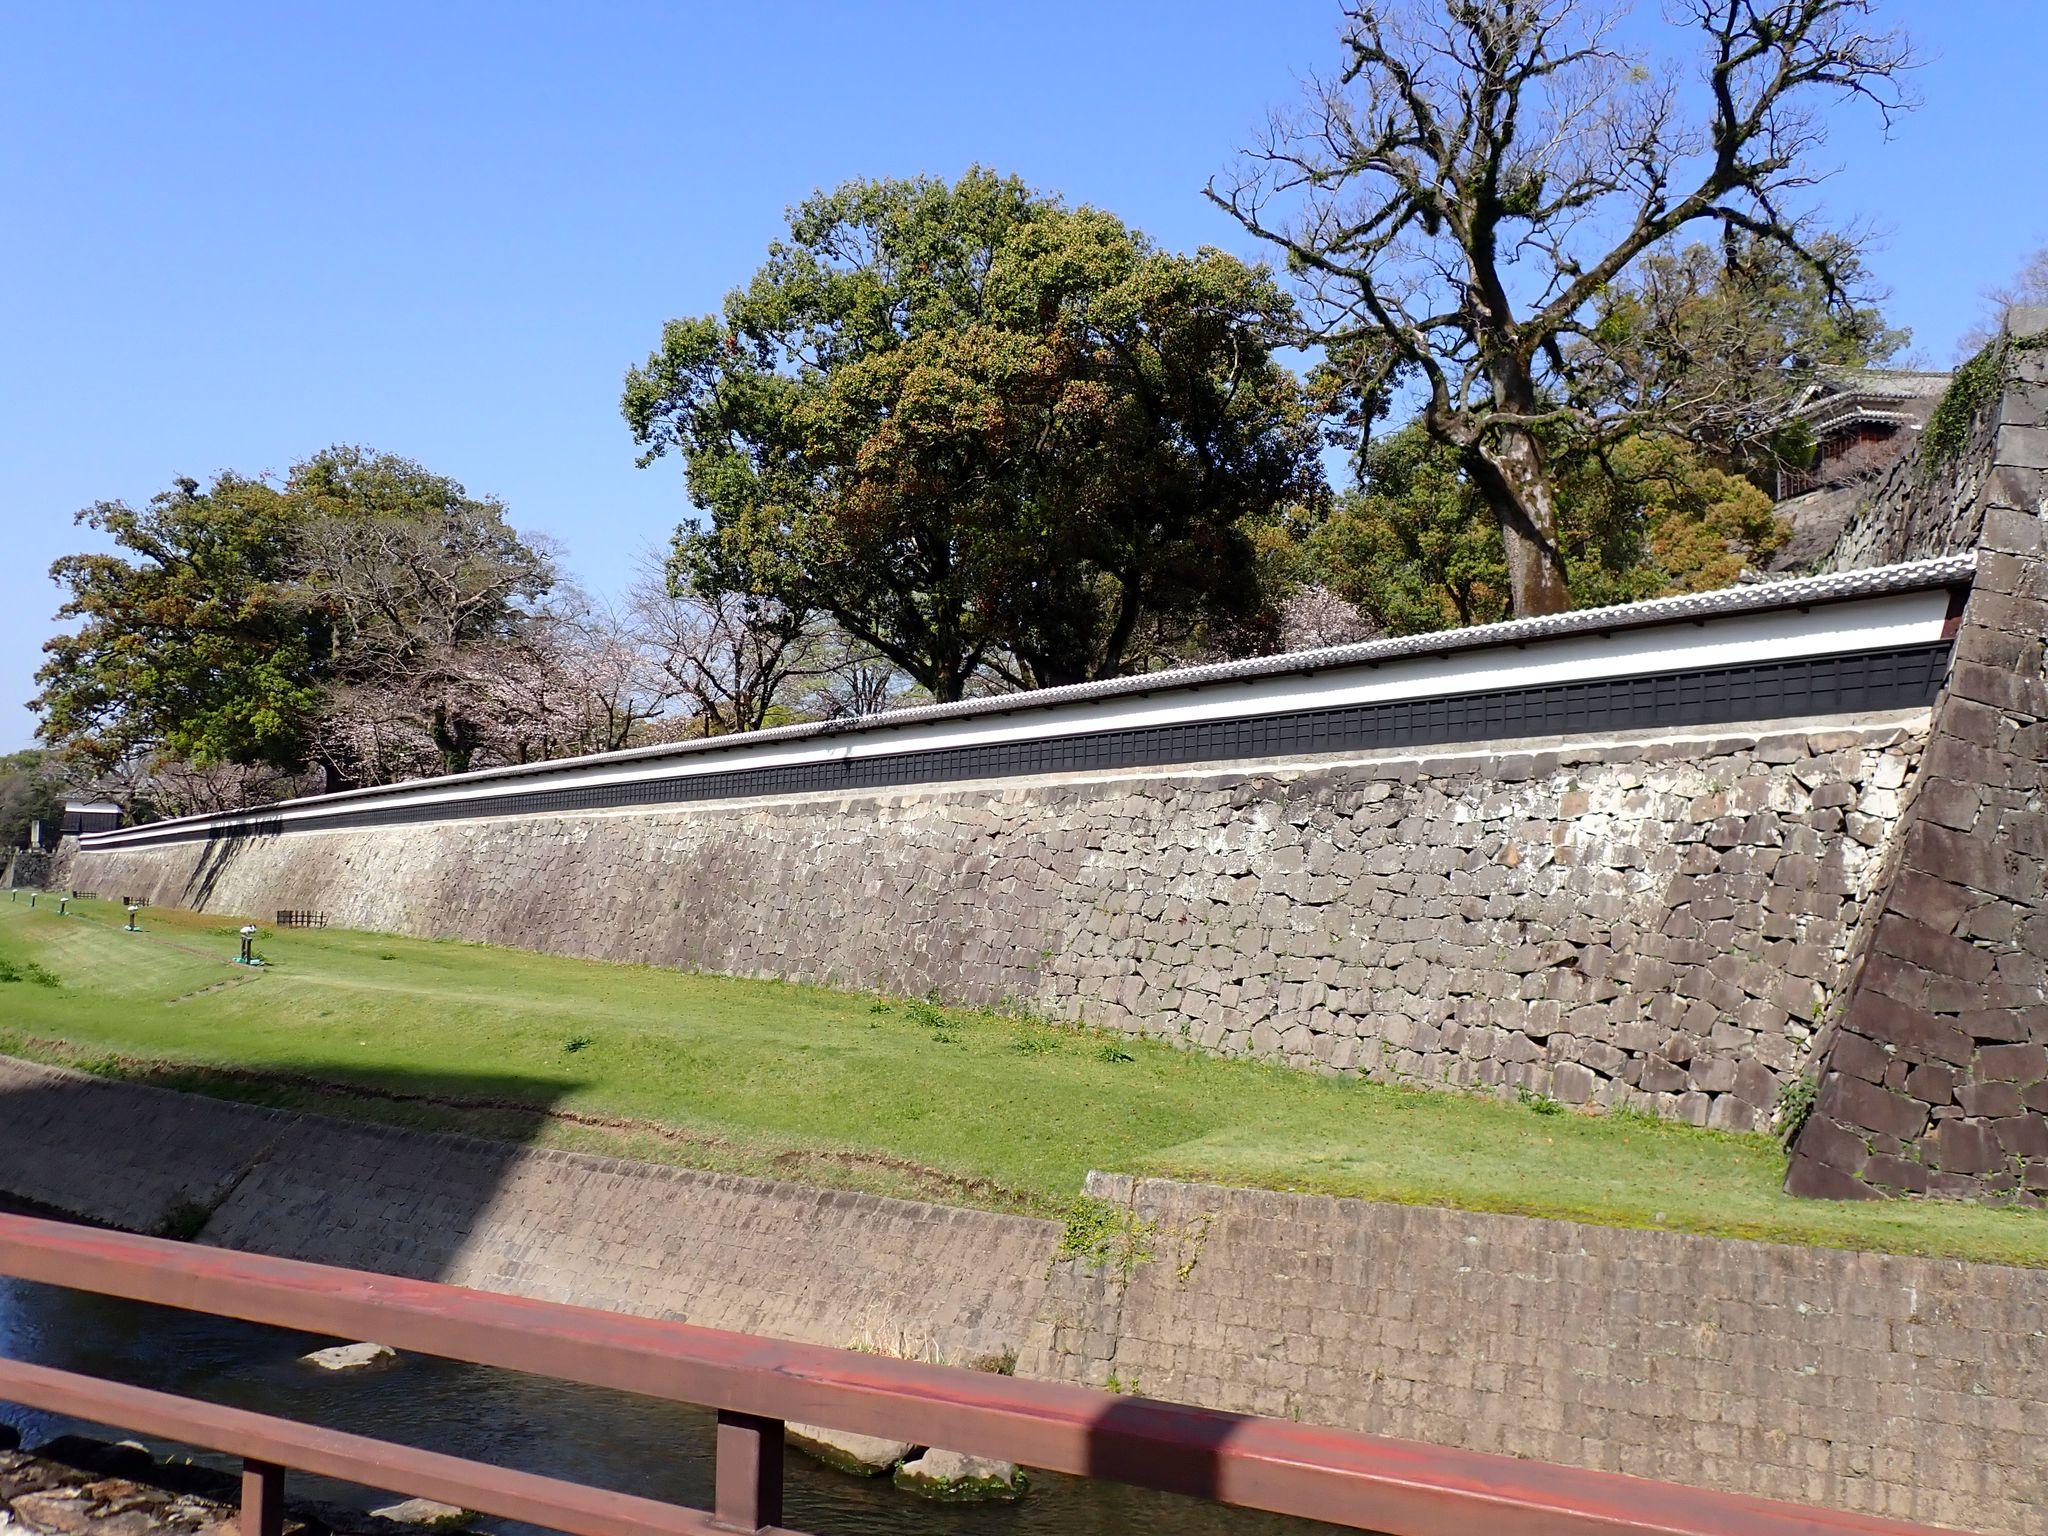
[100,551,1975,833]
[1809,366,1952,391]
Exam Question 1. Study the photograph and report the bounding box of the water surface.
[0,1273,1348,1536]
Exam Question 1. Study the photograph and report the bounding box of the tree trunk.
[431,704,478,775]
[316,754,358,795]
[1468,424,1571,618]
[919,664,970,705]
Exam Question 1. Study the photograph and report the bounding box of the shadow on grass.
[0,1058,583,1286]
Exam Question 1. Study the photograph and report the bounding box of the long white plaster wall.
[81,580,1955,844]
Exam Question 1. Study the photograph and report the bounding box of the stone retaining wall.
[1815,347,2010,576]
[0,1056,1048,1370]
[40,319,2048,1189]
[58,719,1926,1133]
[1790,316,2048,1200]
[0,1058,2041,1534]
[2,851,52,892]
[1036,1173,2044,1535]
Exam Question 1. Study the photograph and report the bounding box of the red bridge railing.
[0,1212,1971,1536]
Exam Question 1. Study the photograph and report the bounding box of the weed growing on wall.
[1775,1075,1819,1147]
[1922,343,2005,475]
[156,1200,215,1241]
[844,1316,946,1365]
[1056,1194,1157,1281]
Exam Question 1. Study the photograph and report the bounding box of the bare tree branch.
[1208,0,1914,615]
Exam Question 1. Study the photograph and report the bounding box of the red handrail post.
[240,1458,285,1536]
[711,1410,782,1533]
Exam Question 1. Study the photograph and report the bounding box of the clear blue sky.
[3,1,2042,754]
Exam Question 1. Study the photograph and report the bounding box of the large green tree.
[623,169,1324,699]
[35,449,559,791]
[34,473,324,778]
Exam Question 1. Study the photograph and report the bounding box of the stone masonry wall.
[1032,1173,2045,1535]
[1789,315,2048,1201]
[2,851,52,892]
[1815,350,2007,574]
[61,719,1925,1132]
[0,1058,2041,1535]
[0,1056,1051,1369]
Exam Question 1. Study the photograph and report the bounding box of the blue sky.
[2,1,2043,754]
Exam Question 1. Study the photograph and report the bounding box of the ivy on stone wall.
[1922,334,2046,477]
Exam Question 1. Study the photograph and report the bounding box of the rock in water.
[892,1449,1028,1502]
[785,1422,916,1476]
[30,1436,155,1477]
[302,1342,397,1371]
[369,1498,468,1527]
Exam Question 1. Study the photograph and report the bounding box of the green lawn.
[2,894,2044,1266]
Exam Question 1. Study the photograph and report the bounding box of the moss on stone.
[1922,333,2047,477]
[892,1450,1029,1503]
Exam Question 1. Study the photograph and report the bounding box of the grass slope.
[1,896,2043,1266]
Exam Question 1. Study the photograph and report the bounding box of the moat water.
[0,1273,1347,1536]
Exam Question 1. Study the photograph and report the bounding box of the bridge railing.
[0,1211,1969,1536]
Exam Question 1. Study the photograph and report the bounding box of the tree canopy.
[623,168,1325,699]
[1210,0,1914,617]
[35,473,325,778]
[289,446,561,779]
[1578,234,1909,470]
[34,448,567,797]
[1310,423,1785,634]
[0,749,66,851]
[34,446,920,817]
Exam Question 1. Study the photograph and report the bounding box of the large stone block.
[1820,1075,1929,1143]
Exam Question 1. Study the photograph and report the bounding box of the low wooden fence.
[0,1213,1973,1536]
